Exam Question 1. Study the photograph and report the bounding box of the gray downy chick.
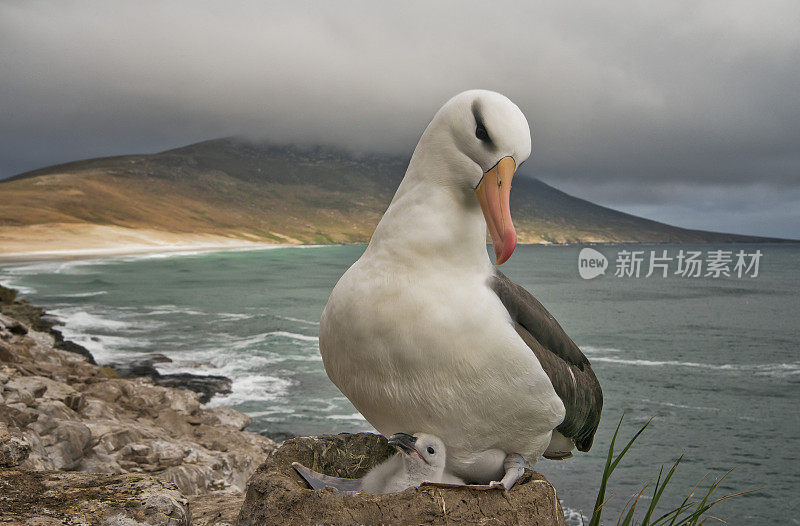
[293,433,464,494]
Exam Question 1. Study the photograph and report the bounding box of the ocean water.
[1,244,798,524]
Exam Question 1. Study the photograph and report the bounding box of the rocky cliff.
[0,286,275,524]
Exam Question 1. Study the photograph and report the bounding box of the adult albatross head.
[384,90,532,266]
[438,90,531,264]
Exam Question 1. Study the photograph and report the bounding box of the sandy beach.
[0,223,288,261]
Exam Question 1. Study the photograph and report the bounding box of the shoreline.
[0,283,234,403]
[0,223,298,263]
[0,241,295,263]
[3,239,797,264]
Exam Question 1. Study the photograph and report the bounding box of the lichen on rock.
[0,469,191,525]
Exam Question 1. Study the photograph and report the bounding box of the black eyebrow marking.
[471,100,483,126]
[471,99,496,150]
[471,100,487,134]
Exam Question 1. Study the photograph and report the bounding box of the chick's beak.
[475,156,517,265]
[388,433,417,454]
[388,433,429,464]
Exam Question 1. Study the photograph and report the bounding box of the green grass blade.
[621,501,638,525]
[586,414,753,526]
[671,469,744,525]
[678,487,761,525]
[642,453,684,524]
[620,480,652,526]
[640,465,664,523]
[677,469,733,525]
[650,501,698,526]
[609,416,654,473]
[660,473,708,526]
[590,415,653,526]
[617,495,635,526]
[589,414,625,526]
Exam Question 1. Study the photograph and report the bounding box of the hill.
[0,138,787,253]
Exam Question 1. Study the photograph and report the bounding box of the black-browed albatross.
[319,89,603,489]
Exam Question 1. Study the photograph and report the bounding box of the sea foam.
[58,291,109,298]
[267,331,319,342]
[49,308,132,331]
[588,354,800,379]
[205,374,294,407]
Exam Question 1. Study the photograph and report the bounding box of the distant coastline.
[0,223,289,262]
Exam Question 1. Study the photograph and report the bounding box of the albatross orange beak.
[476,156,517,265]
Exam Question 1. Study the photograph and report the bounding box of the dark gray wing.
[490,270,603,452]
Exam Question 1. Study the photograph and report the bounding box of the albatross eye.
[475,123,490,142]
[427,446,435,455]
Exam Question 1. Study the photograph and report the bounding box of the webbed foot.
[496,452,526,491]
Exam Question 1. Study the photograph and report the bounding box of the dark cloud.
[1,0,798,237]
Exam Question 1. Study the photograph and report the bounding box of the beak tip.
[494,230,517,265]
[494,248,507,266]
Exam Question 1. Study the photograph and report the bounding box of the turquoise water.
[1,244,798,524]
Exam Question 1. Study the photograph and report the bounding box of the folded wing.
[490,270,603,453]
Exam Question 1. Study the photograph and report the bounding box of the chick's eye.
[475,123,490,142]
[427,446,435,455]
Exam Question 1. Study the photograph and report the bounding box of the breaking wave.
[277,315,319,326]
[328,413,368,422]
[267,331,319,342]
[205,374,294,407]
[588,354,800,378]
[58,290,109,298]
[49,308,133,331]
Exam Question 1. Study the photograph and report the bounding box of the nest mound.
[238,432,566,525]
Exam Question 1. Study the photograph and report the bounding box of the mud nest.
[238,432,566,525]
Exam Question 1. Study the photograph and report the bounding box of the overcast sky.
[1,1,798,237]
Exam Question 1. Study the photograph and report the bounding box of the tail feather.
[544,430,575,460]
[543,451,573,460]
